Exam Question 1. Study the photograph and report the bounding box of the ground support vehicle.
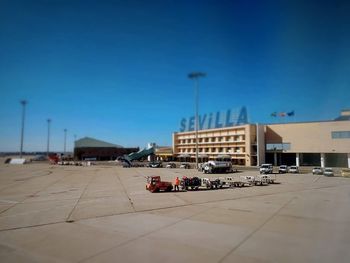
[225,176,255,187]
[227,175,269,187]
[215,175,267,187]
[259,174,276,184]
[181,177,212,190]
[202,161,233,174]
[255,175,271,185]
[48,154,60,164]
[238,176,255,187]
[215,177,235,188]
[208,178,222,189]
[146,176,173,193]
[215,177,247,188]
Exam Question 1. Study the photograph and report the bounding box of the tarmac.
[0,161,350,262]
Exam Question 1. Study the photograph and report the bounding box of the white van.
[259,164,273,174]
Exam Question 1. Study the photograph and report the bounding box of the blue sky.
[1,0,350,152]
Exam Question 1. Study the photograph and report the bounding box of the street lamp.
[63,129,67,154]
[47,119,51,156]
[19,100,27,158]
[188,72,206,170]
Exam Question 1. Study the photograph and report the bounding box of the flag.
[279,112,286,117]
[287,110,295,116]
[271,112,277,117]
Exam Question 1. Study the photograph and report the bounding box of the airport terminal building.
[265,118,350,167]
[171,109,350,168]
[173,124,259,166]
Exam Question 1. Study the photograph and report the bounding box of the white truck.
[202,161,234,174]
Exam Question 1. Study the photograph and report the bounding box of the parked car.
[166,162,176,168]
[180,163,191,169]
[323,168,334,176]
[312,167,323,175]
[122,162,131,168]
[148,161,163,168]
[259,164,273,174]
[30,155,47,161]
[289,166,299,173]
[278,165,288,173]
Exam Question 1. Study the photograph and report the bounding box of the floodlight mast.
[47,119,51,156]
[63,129,67,154]
[188,72,206,170]
[19,100,27,159]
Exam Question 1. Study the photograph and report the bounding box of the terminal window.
[332,131,350,139]
[266,143,291,151]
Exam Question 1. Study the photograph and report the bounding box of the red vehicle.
[146,176,173,193]
[48,154,60,164]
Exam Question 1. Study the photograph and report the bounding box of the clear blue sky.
[1,0,349,152]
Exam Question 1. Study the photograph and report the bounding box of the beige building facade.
[265,120,350,168]
[172,124,263,166]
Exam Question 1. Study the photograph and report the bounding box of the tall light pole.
[63,129,67,154]
[73,134,77,156]
[188,72,206,170]
[47,119,51,156]
[19,100,27,158]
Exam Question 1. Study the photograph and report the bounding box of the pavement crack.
[0,172,73,216]
[65,172,95,222]
[173,192,193,205]
[115,170,136,212]
[77,205,212,263]
[217,196,296,263]
[0,220,66,232]
[0,169,54,192]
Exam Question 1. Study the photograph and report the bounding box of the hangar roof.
[75,137,123,148]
